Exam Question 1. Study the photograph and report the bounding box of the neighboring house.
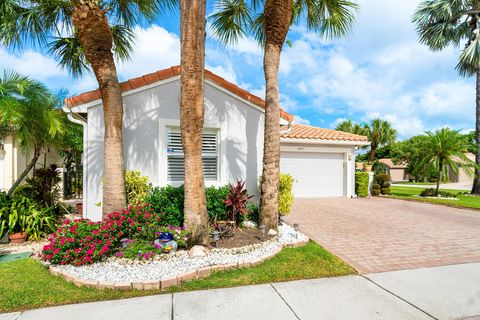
[448,153,475,183]
[0,135,62,192]
[378,158,410,182]
[64,66,369,221]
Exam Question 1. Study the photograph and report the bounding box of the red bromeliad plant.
[41,204,181,266]
[224,180,253,225]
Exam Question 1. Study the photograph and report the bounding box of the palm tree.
[363,119,396,162]
[0,0,174,217]
[412,128,476,194]
[180,0,209,245]
[0,71,64,195]
[211,0,358,231]
[413,0,480,194]
[335,119,367,135]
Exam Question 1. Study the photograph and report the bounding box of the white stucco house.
[64,66,369,221]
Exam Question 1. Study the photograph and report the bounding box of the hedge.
[355,172,369,197]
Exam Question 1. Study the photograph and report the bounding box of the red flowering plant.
[41,204,181,266]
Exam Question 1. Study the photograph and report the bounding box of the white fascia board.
[281,137,370,147]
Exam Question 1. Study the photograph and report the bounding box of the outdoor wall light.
[259,224,266,241]
[120,238,129,249]
[212,230,220,247]
[293,223,299,239]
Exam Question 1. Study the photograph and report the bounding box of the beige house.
[0,135,62,192]
[378,158,410,182]
[448,153,475,183]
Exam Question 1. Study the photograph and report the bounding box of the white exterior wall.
[83,78,264,221]
[0,135,62,192]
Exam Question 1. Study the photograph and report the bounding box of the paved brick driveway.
[286,197,480,274]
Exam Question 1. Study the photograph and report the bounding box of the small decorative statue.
[154,232,178,253]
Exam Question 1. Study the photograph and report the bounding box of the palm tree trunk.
[72,1,126,217]
[368,144,375,162]
[260,0,292,231]
[8,147,40,196]
[180,0,208,245]
[472,70,480,194]
[436,160,443,196]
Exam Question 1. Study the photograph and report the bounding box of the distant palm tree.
[211,0,358,230]
[412,128,476,195]
[0,0,175,217]
[336,118,396,162]
[364,119,396,162]
[179,0,209,245]
[413,0,480,194]
[335,119,367,135]
[0,71,64,195]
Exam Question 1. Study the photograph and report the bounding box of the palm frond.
[48,35,89,78]
[111,25,137,62]
[210,0,254,45]
[457,34,480,77]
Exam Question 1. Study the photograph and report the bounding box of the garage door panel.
[280,152,344,197]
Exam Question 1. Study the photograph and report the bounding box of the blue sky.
[0,0,475,140]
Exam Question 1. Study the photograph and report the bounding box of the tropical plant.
[335,120,367,135]
[0,0,175,217]
[211,0,358,231]
[0,71,64,195]
[125,170,152,205]
[413,0,480,194]
[412,128,477,195]
[179,0,209,245]
[278,173,294,215]
[14,164,62,207]
[224,180,253,224]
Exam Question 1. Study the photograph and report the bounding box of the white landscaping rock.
[267,229,277,236]
[189,245,208,258]
[53,224,308,283]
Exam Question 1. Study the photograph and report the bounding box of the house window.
[167,128,218,182]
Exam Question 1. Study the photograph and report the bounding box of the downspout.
[63,107,88,218]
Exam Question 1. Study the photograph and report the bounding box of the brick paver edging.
[48,239,309,291]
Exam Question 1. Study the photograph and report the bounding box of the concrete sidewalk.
[2,262,480,320]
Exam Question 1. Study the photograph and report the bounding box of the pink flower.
[117,252,123,258]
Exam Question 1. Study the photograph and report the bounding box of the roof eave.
[281,137,370,146]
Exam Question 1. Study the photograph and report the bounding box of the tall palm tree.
[412,128,476,194]
[413,0,480,194]
[0,0,174,217]
[211,0,358,231]
[335,119,367,135]
[363,119,396,162]
[0,71,64,195]
[180,0,209,245]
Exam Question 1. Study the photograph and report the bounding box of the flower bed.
[47,224,308,290]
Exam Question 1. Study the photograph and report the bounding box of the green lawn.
[390,186,480,210]
[0,241,354,313]
[393,181,435,185]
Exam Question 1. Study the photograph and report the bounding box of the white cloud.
[293,115,310,125]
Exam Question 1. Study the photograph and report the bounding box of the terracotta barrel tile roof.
[65,65,294,123]
[281,124,368,142]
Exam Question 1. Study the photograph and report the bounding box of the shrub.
[381,187,391,195]
[420,188,437,197]
[0,195,57,240]
[146,184,235,225]
[125,170,152,205]
[372,188,381,196]
[374,173,391,195]
[279,173,294,215]
[438,190,457,198]
[41,204,189,265]
[246,201,259,223]
[14,165,61,207]
[224,180,253,224]
[372,183,381,190]
[205,185,230,221]
[355,172,369,197]
[146,185,185,226]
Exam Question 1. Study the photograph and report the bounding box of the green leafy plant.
[355,172,369,197]
[205,185,230,221]
[14,164,61,207]
[125,170,152,205]
[279,173,294,215]
[420,188,437,197]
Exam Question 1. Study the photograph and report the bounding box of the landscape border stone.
[48,236,308,291]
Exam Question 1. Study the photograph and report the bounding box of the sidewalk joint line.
[270,283,301,320]
[360,275,438,320]
[171,293,174,320]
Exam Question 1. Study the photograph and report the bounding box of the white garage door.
[280,152,345,197]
